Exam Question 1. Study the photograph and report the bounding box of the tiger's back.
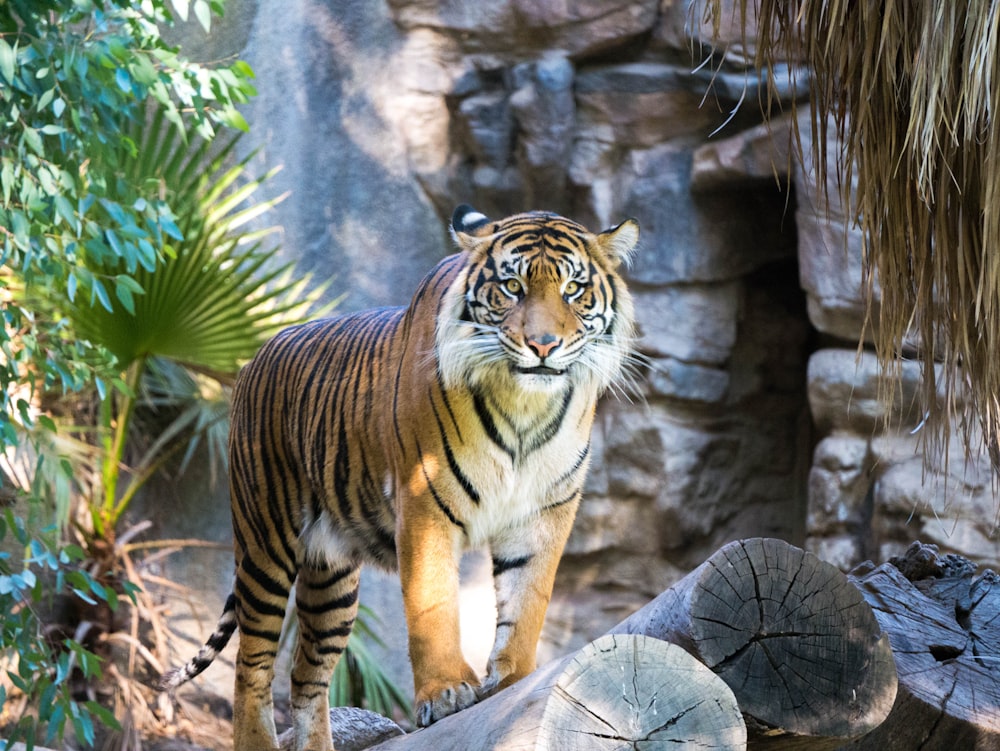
[162,206,639,751]
[229,307,405,572]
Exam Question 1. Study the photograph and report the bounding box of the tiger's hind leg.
[232,551,295,751]
[289,560,361,751]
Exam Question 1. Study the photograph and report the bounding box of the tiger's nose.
[527,334,560,359]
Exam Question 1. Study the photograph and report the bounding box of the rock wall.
[793,116,1000,573]
[152,0,1000,703]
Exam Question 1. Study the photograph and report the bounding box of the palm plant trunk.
[96,357,145,540]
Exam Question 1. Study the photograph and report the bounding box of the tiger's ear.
[595,218,639,268]
[450,205,495,255]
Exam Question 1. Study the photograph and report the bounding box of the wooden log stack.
[365,633,747,750]
[325,538,899,751]
[846,541,1000,750]
[608,537,897,749]
[313,539,1000,750]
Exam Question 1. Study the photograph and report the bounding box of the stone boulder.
[387,0,659,59]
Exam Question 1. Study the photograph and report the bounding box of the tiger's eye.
[503,278,523,295]
[564,280,581,296]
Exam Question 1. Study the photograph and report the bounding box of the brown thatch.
[702,0,1000,470]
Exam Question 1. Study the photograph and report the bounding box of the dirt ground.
[144,689,238,751]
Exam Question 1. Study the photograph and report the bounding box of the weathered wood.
[609,537,898,749]
[845,541,1000,750]
[279,706,405,751]
[367,634,747,751]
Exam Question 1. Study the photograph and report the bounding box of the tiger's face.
[438,206,639,396]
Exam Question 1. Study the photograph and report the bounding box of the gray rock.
[632,283,741,363]
[575,64,719,147]
[805,535,864,572]
[239,0,449,314]
[646,356,730,404]
[621,144,795,286]
[796,205,871,342]
[807,349,924,434]
[278,707,404,751]
[455,90,515,169]
[691,116,793,191]
[806,434,871,534]
[510,56,575,207]
[387,0,659,59]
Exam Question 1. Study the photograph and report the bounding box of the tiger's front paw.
[476,656,531,701]
[415,679,479,727]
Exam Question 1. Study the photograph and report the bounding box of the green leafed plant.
[0,1,267,746]
[0,0,258,439]
[56,105,327,542]
[0,507,133,750]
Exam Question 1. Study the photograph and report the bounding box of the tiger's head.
[437,205,639,397]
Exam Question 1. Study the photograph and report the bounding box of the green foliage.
[0,0,256,446]
[68,107,305,375]
[0,508,133,750]
[43,106,325,538]
[0,0,268,747]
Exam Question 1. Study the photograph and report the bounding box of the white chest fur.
[449,386,593,548]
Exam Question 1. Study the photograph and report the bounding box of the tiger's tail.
[159,593,238,690]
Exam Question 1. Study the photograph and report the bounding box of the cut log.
[367,634,747,751]
[327,538,895,750]
[609,537,898,749]
[845,541,1000,750]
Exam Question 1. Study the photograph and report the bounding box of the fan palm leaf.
[70,110,304,376]
[54,108,330,535]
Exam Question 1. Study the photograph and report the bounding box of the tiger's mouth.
[514,365,566,376]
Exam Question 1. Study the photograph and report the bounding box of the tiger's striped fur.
[161,206,639,751]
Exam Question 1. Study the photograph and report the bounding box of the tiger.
[161,205,640,751]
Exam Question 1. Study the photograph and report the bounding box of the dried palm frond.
[700,0,1000,471]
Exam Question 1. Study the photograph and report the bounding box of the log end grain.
[688,538,897,742]
[539,634,747,751]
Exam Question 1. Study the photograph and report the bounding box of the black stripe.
[240,554,291,601]
[236,578,287,621]
[430,390,480,505]
[415,439,466,532]
[237,622,283,642]
[541,489,581,513]
[189,656,214,672]
[553,444,590,487]
[307,623,354,642]
[291,678,329,691]
[436,370,464,442]
[427,477,465,532]
[298,652,325,667]
[391,362,407,456]
[302,565,356,591]
[524,386,574,456]
[297,587,359,615]
[315,643,346,656]
[492,554,533,577]
[472,389,515,460]
[207,627,235,653]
